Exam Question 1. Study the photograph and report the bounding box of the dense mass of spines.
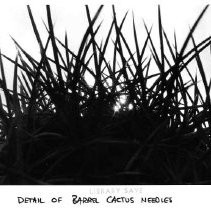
[0,5,210,184]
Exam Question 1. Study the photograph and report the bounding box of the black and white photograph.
[0,0,211,189]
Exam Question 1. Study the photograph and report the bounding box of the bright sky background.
[1,0,211,86]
